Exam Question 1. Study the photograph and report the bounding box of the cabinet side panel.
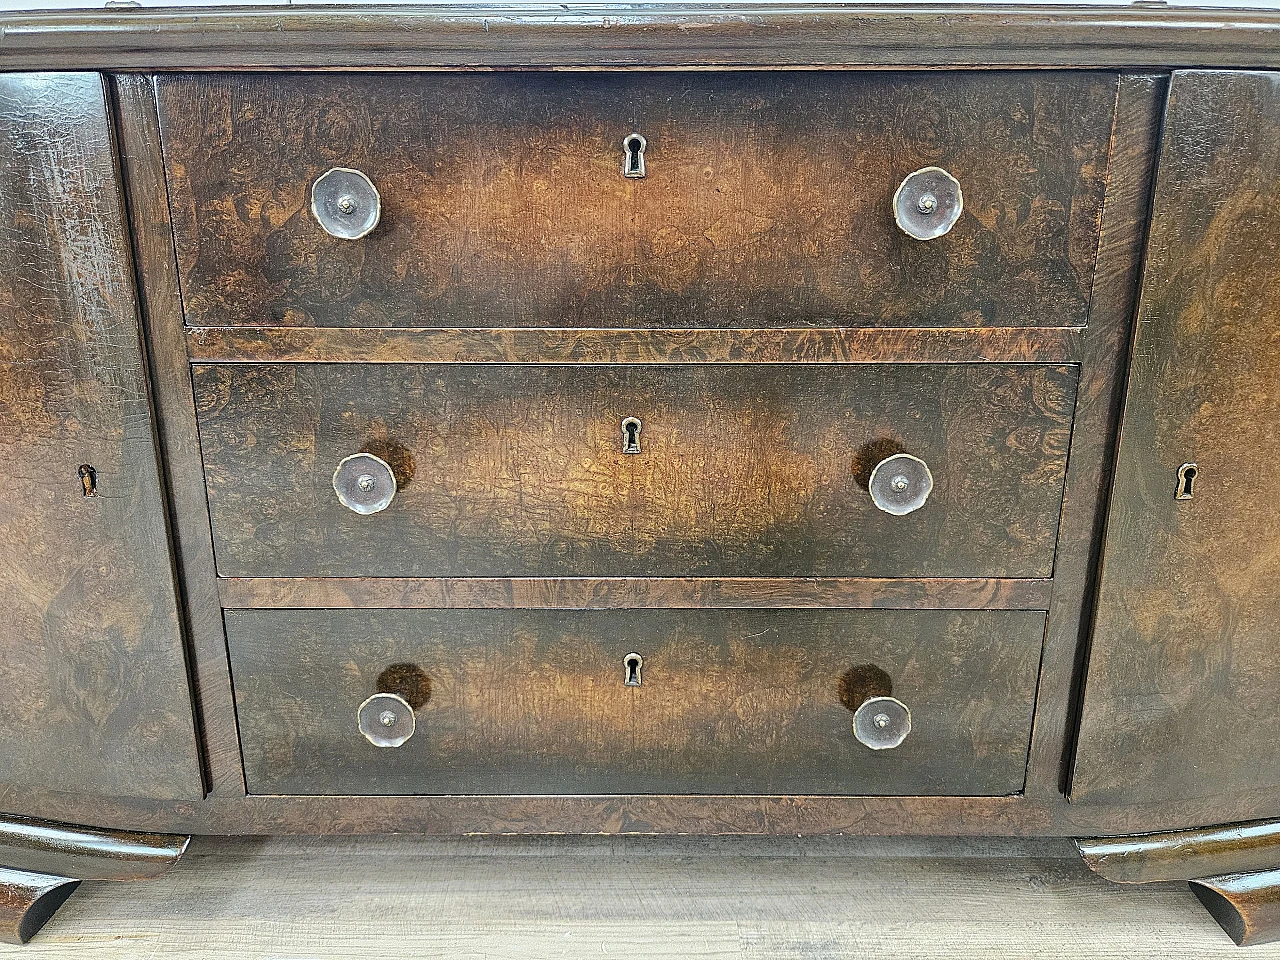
[1071,70,1280,811]
[0,73,202,802]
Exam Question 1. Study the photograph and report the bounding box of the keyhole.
[623,652,643,687]
[622,417,642,454]
[78,464,97,498]
[1176,462,1198,500]
[623,134,647,179]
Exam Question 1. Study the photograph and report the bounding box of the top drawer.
[156,71,1117,329]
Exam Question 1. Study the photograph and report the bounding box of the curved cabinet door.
[0,74,202,802]
[1071,71,1280,814]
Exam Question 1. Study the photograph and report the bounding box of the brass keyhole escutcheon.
[623,652,644,687]
[623,133,647,179]
[621,417,642,454]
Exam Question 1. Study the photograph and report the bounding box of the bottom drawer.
[226,608,1046,797]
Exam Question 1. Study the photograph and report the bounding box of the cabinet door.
[0,74,202,801]
[1071,71,1280,809]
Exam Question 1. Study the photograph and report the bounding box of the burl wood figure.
[0,6,1279,945]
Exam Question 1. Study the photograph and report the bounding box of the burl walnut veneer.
[1,4,1279,946]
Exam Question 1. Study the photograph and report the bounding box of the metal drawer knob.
[853,696,912,750]
[333,452,397,515]
[312,167,381,240]
[893,166,963,240]
[358,692,416,748]
[868,452,933,516]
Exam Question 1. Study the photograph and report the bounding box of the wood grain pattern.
[109,75,247,796]
[226,608,1046,796]
[0,73,201,802]
[193,362,1077,579]
[218,576,1052,611]
[1070,71,1280,810]
[185,325,1084,365]
[1023,74,1166,800]
[4,5,1280,71]
[157,71,1115,329]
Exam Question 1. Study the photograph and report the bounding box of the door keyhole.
[623,652,644,687]
[623,134,647,179]
[622,417,642,454]
[1176,462,1198,500]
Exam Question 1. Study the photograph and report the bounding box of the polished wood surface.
[0,870,77,945]
[4,5,1280,72]
[193,362,1076,579]
[0,73,201,803]
[1192,870,1280,947]
[157,71,1113,329]
[1078,819,1280,885]
[0,815,189,882]
[227,608,1046,796]
[1070,70,1280,811]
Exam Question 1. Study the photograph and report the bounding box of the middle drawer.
[193,362,1077,579]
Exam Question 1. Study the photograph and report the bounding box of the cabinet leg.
[0,868,80,944]
[1077,819,1280,948]
[0,814,189,944]
[1190,869,1280,947]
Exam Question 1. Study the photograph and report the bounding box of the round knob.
[358,692,416,748]
[893,166,963,240]
[853,696,912,750]
[868,452,933,516]
[311,167,381,240]
[333,453,396,516]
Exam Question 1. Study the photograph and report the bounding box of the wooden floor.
[3,835,1278,958]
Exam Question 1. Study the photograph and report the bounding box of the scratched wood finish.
[1070,71,1280,809]
[156,71,1115,329]
[193,362,1077,579]
[0,74,201,802]
[226,608,1046,796]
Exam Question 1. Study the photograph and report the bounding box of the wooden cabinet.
[1071,70,1280,814]
[0,74,202,802]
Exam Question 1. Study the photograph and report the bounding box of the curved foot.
[1078,819,1280,948]
[1191,869,1280,947]
[0,814,189,944]
[0,867,80,944]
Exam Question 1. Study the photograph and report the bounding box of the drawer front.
[227,608,1047,796]
[194,363,1077,579]
[158,71,1116,329]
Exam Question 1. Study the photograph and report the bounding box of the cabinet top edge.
[2,4,1280,71]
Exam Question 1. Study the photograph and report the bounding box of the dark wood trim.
[0,869,79,945]
[110,75,247,797]
[1079,820,1280,947]
[1021,73,1166,803]
[217,576,1054,610]
[185,326,1084,366]
[0,815,189,882]
[1077,819,1280,884]
[1191,870,1280,947]
[0,5,1278,71]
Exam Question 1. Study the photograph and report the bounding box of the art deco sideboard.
[2,1,1280,946]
